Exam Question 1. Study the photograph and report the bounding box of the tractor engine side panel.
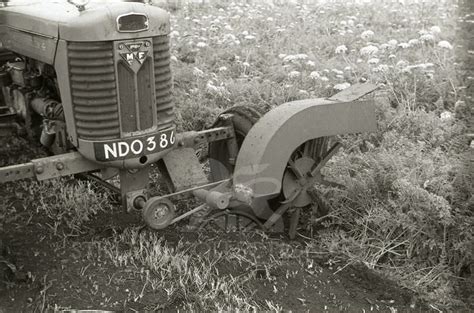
[0,26,57,65]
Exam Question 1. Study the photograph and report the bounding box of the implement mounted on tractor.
[0,0,378,238]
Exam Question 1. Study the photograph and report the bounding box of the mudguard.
[232,98,376,205]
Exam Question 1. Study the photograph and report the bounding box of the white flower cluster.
[206,80,229,97]
[360,45,379,56]
[400,63,435,73]
[368,58,380,65]
[283,54,309,63]
[420,33,435,43]
[309,71,320,79]
[335,45,348,54]
[334,82,351,91]
[437,40,453,50]
[288,70,301,78]
[408,39,420,47]
[360,30,374,40]
[193,67,205,77]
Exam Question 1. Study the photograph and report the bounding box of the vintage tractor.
[0,0,378,238]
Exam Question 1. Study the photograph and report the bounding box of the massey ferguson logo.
[116,40,152,72]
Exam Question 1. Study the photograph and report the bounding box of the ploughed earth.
[0,136,430,312]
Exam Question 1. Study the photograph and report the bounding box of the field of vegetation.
[0,0,472,312]
[172,0,471,305]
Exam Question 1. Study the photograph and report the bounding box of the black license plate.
[94,129,175,161]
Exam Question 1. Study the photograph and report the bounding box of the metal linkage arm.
[0,152,104,183]
[176,126,234,148]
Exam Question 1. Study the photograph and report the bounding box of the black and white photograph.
[0,0,472,311]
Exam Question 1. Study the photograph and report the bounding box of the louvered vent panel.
[153,35,174,129]
[68,41,120,140]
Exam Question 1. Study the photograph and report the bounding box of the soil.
[0,137,458,313]
[0,197,426,313]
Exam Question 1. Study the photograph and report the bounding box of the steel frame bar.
[0,126,235,184]
[0,152,103,183]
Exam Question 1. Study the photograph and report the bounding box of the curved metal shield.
[232,98,376,218]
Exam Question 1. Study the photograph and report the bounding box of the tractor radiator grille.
[116,51,155,133]
[68,35,173,140]
[153,35,173,129]
[68,41,120,140]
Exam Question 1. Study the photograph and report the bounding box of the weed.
[167,0,470,306]
[19,179,112,237]
[95,228,259,311]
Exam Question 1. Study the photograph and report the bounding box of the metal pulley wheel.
[142,197,176,230]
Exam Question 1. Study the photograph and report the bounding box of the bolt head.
[56,163,64,170]
[154,204,169,219]
[35,166,44,174]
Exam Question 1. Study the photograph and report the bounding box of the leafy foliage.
[320,102,471,304]
[167,0,471,306]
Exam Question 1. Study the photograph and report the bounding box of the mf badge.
[116,39,152,72]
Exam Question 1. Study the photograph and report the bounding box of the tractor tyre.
[207,105,284,232]
[209,105,343,238]
[208,105,266,181]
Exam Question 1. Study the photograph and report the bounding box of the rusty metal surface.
[162,147,208,191]
[142,196,175,229]
[0,152,104,183]
[32,152,104,181]
[177,126,234,148]
[233,98,377,199]
[119,167,150,211]
[327,83,379,102]
[0,162,35,183]
[192,189,230,209]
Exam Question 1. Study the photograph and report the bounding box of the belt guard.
[232,84,378,210]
